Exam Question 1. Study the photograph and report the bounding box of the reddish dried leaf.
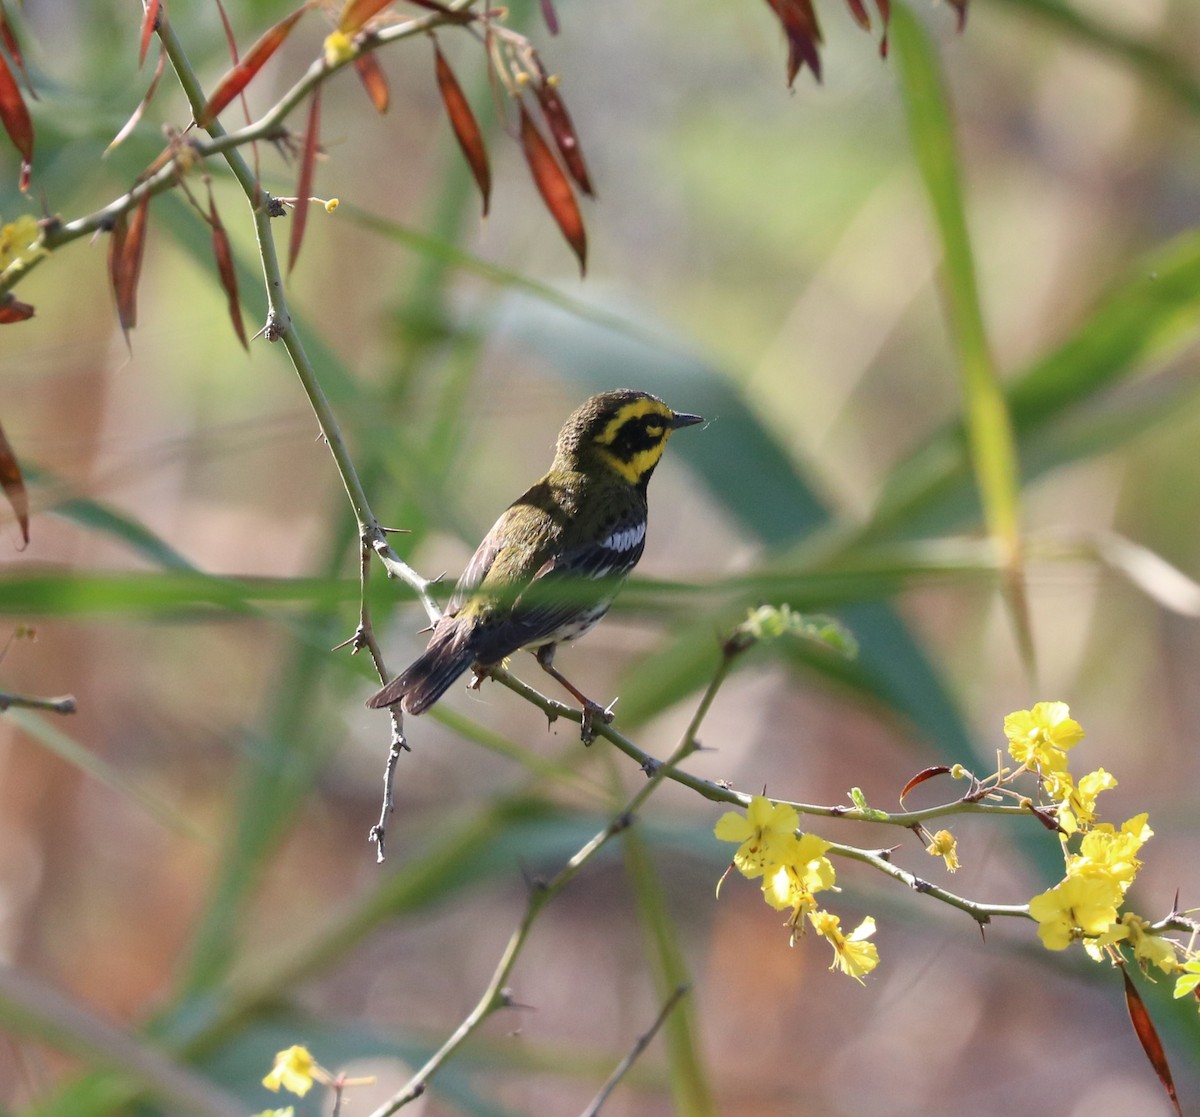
[532,76,592,196]
[353,53,389,113]
[519,102,586,274]
[0,43,32,189]
[198,6,307,127]
[539,0,559,35]
[110,198,150,338]
[765,0,822,86]
[898,765,952,806]
[0,293,33,323]
[139,0,160,67]
[208,192,247,349]
[876,0,891,56]
[1122,968,1183,1117]
[107,48,166,153]
[433,43,490,216]
[843,0,870,30]
[338,0,393,33]
[947,0,967,30]
[288,88,321,274]
[0,419,28,545]
[0,2,35,98]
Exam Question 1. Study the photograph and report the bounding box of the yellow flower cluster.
[714,795,879,981]
[1008,704,1194,988]
[0,215,45,273]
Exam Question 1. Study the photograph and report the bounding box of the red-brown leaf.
[532,76,592,196]
[899,765,952,806]
[876,0,891,56]
[0,42,32,189]
[198,6,307,127]
[1122,967,1183,1117]
[139,0,160,67]
[764,0,823,86]
[354,53,389,113]
[0,419,28,545]
[208,191,247,349]
[433,43,490,216]
[110,197,150,338]
[338,0,393,33]
[288,88,321,274]
[947,0,967,30]
[0,292,33,323]
[539,0,559,35]
[0,2,35,98]
[107,48,166,154]
[519,101,586,274]
[843,0,870,29]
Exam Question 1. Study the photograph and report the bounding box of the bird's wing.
[470,505,648,662]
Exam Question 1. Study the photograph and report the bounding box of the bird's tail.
[366,622,477,714]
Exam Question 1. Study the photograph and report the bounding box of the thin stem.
[579,984,690,1117]
[368,637,731,1115]
[0,691,76,715]
[826,841,1033,925]
[484,664,1040,827]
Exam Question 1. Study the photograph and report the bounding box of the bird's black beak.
[669,411,704,430]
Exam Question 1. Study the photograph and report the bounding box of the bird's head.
[555,389,703,490]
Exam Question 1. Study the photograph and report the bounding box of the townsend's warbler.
[367,389,703,729]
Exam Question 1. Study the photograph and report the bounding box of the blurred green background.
[1,0,1199,1113]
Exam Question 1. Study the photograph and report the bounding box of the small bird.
[367,388,703,733]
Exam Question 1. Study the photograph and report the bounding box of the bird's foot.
[579,698,617,745]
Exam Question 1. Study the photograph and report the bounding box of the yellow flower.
[808,910,880,982]
[1004,702,1084,774]
[1056,768,1116,835]
[926,829,960,872]
[323,30,357,67]
[760,832,836,942]
[714,795,801,880]
[1069,813,1151,890]
[0,215,45,272]
[1028,875,1123,950]
[262,1046,318,1097]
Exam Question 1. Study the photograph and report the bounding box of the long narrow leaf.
[0,41,32,189]
[0,418,28,544]
[519,101,586,273]
[138,0,160,67]
[110,197,150,338]
[287,88,321,273]
[353,52,389,113]
[433,42,490,216]
[337,0,393,33]
[106,48,166,154]
[207,189,248,348]
[891,5,1031,667]
[0,1,35,96]
[197,6,307,127]
[869,228,1200,541]
[1122,967,1183,1117]
[532,74,593,195]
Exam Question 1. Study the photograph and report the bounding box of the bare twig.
[579,984,690,1117]
[0,691,76,715]
[365,634,731,1116]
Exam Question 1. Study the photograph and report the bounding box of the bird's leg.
[535,644,613,745]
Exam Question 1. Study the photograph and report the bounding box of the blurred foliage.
[1,0,1200,1115]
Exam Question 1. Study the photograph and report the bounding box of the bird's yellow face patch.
[593,398,677,484]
